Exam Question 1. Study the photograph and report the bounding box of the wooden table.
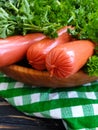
[0,97,66,130]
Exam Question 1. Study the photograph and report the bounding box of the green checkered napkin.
[0,72,98,130]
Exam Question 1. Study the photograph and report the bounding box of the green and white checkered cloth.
[0,72,98,130]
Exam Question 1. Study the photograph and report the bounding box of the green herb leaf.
[84,55,98,76]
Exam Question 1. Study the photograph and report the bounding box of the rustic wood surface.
[0,97,65,130]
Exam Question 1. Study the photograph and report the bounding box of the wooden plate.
[0,64,98,88]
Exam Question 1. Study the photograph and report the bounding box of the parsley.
[84,55,98,76]
[1,0,98,42]
[0,0,77,38]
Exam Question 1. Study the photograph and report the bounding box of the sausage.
[0,33,46,67]
[27,26,73,70]
[45,40,95,78]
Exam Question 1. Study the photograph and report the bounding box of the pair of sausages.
[27,26,73,70]
[27,26,94,78]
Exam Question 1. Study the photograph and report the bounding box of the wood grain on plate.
[0,65,98,88]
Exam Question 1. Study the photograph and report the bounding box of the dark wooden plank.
[0,97,66,130]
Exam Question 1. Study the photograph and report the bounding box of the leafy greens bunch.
[0,0,72,38]
[0,0,98,76]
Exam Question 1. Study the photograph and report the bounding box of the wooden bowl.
[0,64,98,88]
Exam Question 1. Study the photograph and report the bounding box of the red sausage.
[45,40,94,78]
[27,26,73,70]
[0,33,46,67]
